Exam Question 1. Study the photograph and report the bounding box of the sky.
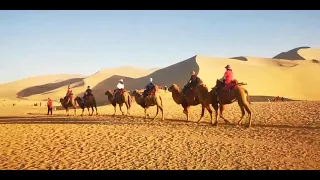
[0,10,320,84]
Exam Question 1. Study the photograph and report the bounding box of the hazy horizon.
[1,10,320,84]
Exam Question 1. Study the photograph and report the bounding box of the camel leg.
[112,105,116,116]
[212,103,219,126]
[183,106,189,121]
[159,106,164,120]
[87,107,90,116]
[95,106,98,116]
[125,102,130,116]
[237,103,246,127]
[197,105,205,123]
[119,103,125,116]
[152,106,159,120]
[205,105,213,125]
[243,103,252,127]
[219,105,230,124]
[66,108,69,116]
[74,107,76,116]
[81,108,84,116]
[90,106,94,116]
[144,108,148,119]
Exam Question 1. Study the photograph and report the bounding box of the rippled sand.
[0,101,319,170]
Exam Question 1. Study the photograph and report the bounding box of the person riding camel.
[182,71,203,97]
[143,78,155,98]
[216,65,234,94]
[66,85,73,104]
[83,86,93,102]
[114,79,125,96]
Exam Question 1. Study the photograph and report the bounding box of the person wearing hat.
[216,65,234,94]
[182,71,203,96]
[83,85,93,101]
[114,79,125,96]
[143,78,155,98]
[65,85,73,104]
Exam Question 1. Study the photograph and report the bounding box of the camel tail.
[244,89,251,104]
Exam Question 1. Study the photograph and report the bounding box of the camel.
[105,89,132,116]
[131,85,164,120]
[193,83,215,124]
[168,84,201,121]
[74,96,98,116]
[59,96,78,116]
[211,79,252,127]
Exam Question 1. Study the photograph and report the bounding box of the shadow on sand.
[0,115,318,130]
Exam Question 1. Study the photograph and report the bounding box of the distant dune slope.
[0,74,85,99]
[29,67,156,101]
[273,47,320,61]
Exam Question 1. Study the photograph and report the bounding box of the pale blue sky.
[0,10,319,84]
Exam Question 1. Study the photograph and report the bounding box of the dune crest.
[1,47,320,102]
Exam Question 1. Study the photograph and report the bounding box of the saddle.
[114,89,126,97]
[185,87,196,97]
[83,93,94,101]
[145,88,156,97]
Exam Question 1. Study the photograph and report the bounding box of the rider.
[143,78,155,98]
[83,86,93,102]
[182,71,203,96]
[115,79,125,95]
[216,65,234,94]
[66,85,73,104]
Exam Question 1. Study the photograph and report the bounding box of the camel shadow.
[0,115,317,130]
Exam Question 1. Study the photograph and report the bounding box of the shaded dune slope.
[91,56,199,105]
[273,46,311,60]
[17,78,85,98]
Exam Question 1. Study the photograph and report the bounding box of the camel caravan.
[59,65,252,127]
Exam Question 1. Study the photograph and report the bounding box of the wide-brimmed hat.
[225,65,231,69]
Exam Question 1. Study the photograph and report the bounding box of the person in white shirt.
[115,79,125,95]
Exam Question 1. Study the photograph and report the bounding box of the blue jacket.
[145,82,155,91]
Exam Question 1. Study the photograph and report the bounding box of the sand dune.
[28,67,156,101]
[0,74,85,99]
[273,46,320,61]
[1,47,320,105]
[197,54,320,101]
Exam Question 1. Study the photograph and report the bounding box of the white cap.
[119,79,123,82]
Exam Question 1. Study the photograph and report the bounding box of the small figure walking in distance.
[47,98,53,115]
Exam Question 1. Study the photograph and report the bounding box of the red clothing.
[223,70,233,84]
[67,89,73,95]
[47,99,53,108]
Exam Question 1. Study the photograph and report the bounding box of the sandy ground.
[0,99,319,170]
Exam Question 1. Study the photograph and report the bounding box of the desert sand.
[0,47,319,170]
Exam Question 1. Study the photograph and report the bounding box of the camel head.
[168,84,179,92]
[74,96,81,101]
[198,83,208,91]
[60,98,64,103]
[105,90,113,96]
[132,89,145,98]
